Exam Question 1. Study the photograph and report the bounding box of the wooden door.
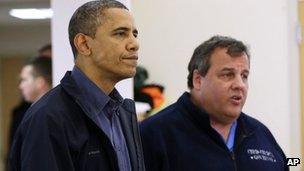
[0,57,29,170]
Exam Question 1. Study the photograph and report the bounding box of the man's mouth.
[230,95,242,105]
[122,55,138,60]
[121,55,138,67]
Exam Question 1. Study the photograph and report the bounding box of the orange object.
[140,86,164,108]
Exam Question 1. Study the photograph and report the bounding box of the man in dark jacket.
[8,1,145,171]
[140,35,288,171]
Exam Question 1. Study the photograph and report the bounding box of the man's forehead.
[102,8,134,24]
[211,48,249,63]
[20,65,33,78]
[97,10,137,35]
[22,65,33,72]
[209,53,250,72]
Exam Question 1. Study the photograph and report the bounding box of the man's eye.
[115,32,126,36]
[223,73,233,78]
[133,32,138,38]
[242,74,248,80]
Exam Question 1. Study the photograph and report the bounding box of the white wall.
[132,0,301,170]
[51,0,133,98]
[0,24,50,57]
[287,0,302,169]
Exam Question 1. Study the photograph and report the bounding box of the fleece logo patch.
[247,149,277,163]
[88,150,101,156]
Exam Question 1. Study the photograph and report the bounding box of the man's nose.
[126,35,139,52]
[19,81,25,90]
[231,75,247,90]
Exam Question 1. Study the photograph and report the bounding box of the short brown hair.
[28,57,52,86]
[187,35,250,89]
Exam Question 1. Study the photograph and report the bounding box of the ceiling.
[0,0,51,57]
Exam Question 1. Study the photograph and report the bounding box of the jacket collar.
[234,112,259,147]
[177,92,211,130]
[72,66,125,111]
[60,71,103,130]
[177,92,258,149]
[60,71,137,125]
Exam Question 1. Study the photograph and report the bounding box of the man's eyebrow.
[112,27,138,34]
[112,27,129,32]
[242,70,250,74]
[220,67,235,72]
[220,67,249,73]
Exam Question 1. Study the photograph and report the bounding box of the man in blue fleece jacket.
[9,1,144,170]
[140,35,288,171]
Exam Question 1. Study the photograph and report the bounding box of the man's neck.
[33,86,51,103]
[75,60,116,95]
[190,91,236,141]
[210,119,234,142]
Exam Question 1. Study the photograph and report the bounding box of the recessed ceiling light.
[9,8,53,20]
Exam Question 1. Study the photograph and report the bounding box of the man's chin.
[225,111,241,120]
[116,72,136,82]
[25,98,34,103]
[124,69,136,78]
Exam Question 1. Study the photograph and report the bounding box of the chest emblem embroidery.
[247,149,277,162]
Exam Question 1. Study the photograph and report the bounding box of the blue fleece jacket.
[140,92,288,171]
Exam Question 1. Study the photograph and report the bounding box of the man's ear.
[192,69,202,90]
[74,33,92,56]
[34,76,46,89]
[34,76,51,95]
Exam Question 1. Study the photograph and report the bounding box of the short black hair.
[28,57,52,86]
[38,44,51,54]
[187,35,250,89]
[68,0,128,59]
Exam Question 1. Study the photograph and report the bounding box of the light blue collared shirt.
[226,121,237,152]
[71,66,131,171]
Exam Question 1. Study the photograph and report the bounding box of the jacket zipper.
[231,133,252,171]
[231,151,237,171]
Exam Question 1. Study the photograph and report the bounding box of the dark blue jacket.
[9,71,145,171]
[140,92,288,171]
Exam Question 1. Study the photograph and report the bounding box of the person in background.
[9,43,52,147]
[18,57,52,104]
[9,0,145,170]
[7,100,30,155]
[6,44,52,171]
[6,57,52,171]
[140,35,288,171]
[9,57,52,147]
